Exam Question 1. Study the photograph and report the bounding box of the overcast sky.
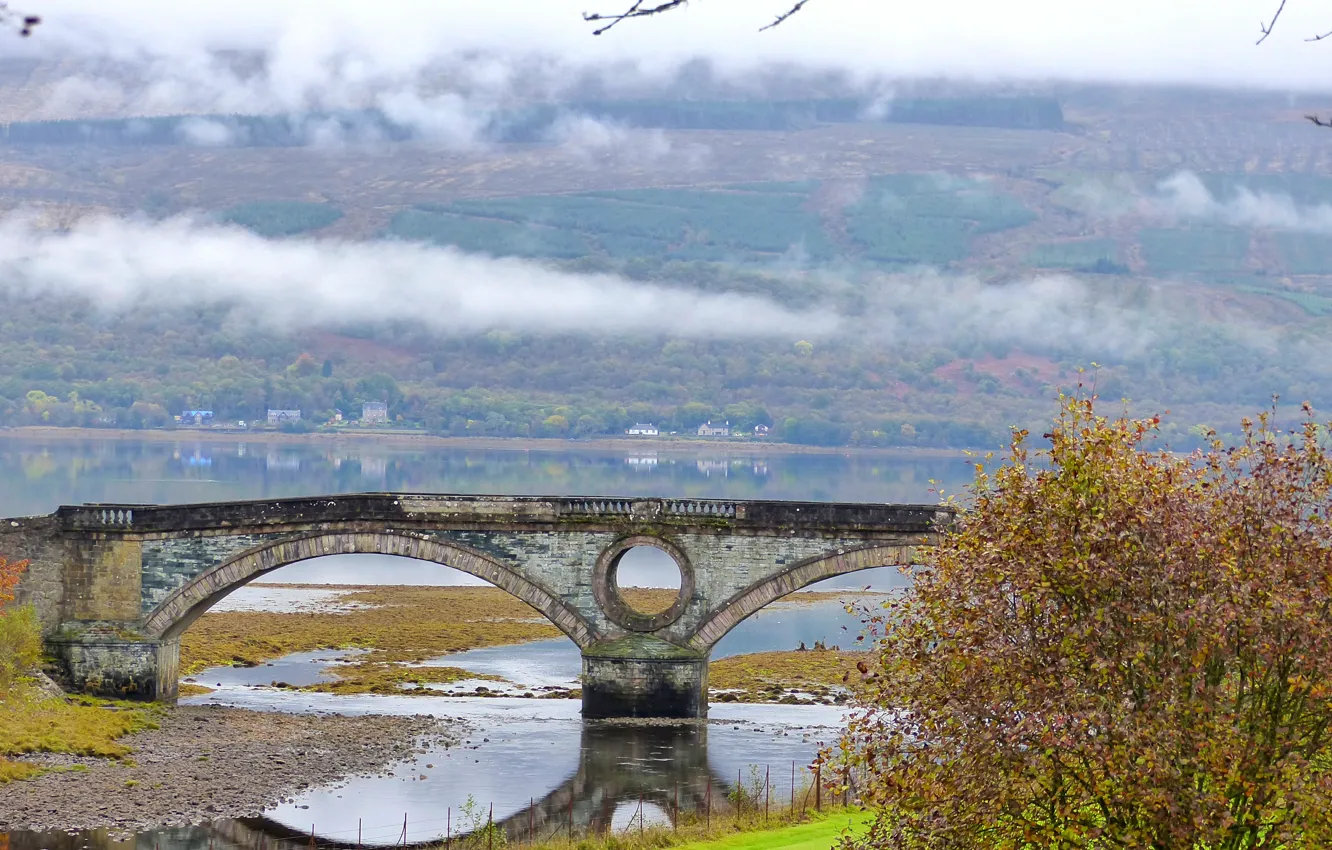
[13,0,1332,92]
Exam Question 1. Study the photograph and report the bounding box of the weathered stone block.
[48,633,169,700]
[582,637,708,719]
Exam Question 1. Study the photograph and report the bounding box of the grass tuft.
[0,685,156,782]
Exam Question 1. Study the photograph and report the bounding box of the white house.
[362,401,389,424]
[697,420,730,437]
[753,424,771,437]
[625,423,659,436]
[266,409,301,424]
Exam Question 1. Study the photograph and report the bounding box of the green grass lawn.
[670,812,870,850]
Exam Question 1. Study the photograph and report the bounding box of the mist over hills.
[1,58,1330,448]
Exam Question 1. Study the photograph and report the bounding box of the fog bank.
[0,215,834,338]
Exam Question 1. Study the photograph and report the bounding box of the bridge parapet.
[55,494,948,537]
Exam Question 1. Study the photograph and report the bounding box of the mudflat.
[0,705,457,833]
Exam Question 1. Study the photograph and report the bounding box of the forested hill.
[0,83,1329,448]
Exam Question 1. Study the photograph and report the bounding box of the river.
[0,433,971,848]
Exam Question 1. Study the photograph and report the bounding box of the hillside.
[1,77,1331,447]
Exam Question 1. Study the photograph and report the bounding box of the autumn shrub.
[0,604,40,691]
[0,555,39,692]
[839,394,1332,850]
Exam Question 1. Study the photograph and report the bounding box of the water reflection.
[3,715,836,850]
[0,436,972,519]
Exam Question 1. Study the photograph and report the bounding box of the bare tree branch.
[759,0,811,31]
[584,0,811,36]
[0,2,39,36]
[1257,0,1288,44]
[1306,114,1332,127]
[583,0,688,36]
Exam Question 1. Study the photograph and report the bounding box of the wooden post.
[309,824,315,850]
[488,804,494,850]
[815,764,822,812]
[706,776,712,830]
[446,810,450,850]
[765,765,770,821]
[569,794,574,839]
[674,781,679,831]
[791,761,796,814]
[530,797,534,846]
[639,792,645,837]
[359,818,363,849]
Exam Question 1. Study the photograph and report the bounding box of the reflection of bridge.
[494,723,722,842]
[5,492,949,717]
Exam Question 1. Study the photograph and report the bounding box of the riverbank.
[0,425,969,459]
[0,703,457,832]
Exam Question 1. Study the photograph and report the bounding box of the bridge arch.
[142,530,598,647]
[686,543,919,651]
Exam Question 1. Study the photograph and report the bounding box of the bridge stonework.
[1,494,949,718]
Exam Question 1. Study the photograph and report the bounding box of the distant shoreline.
[0,425,972,459]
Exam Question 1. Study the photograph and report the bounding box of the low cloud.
[175,117,241,147]
[546,113,708,169]
[860,270,1163,357]
[0,214,834,339]
[1155,171,1332,233]
[1075,170,1332,234]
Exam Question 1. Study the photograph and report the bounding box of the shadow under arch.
[686,542,919,652]
[142,530,597,647]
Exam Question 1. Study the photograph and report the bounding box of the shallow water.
[4,692,846,850]
[208,692,844,846]
[120,593,871,848]
[196,596,883,695]
[210,586,366,614]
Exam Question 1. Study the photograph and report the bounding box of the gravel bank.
[0,704,459,833]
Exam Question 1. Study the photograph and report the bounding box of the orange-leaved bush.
[0,554,25,607]
[839,394,1332,850]
[0,555,38,691]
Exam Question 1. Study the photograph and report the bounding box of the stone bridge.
[1,493,950,718]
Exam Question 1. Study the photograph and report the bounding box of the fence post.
[816,764,822,812]
[446,809,450,850]
[640,792,645,837]
[674,781,679,831]
[765,765,770,821]
[706,776,712,831]
[489,803,494,850]
[359,818,363,850]
[309,824,316,850]
[791,761,796,814]
[843,764,850,807]
[569,794,574,839]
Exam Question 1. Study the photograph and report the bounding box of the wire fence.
[125,761,864,850]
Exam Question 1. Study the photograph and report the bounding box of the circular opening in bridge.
[613,545,682,616]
